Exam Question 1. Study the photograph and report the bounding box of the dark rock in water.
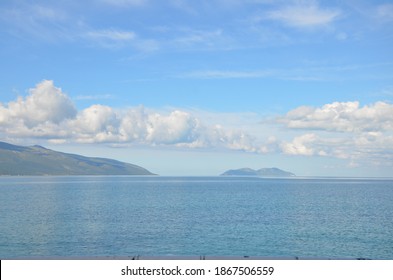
[0,141,155,176]
[221,167,295,177]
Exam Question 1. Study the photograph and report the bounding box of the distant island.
[0,141,155,176]
[221,167,295,177]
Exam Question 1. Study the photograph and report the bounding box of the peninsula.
[0,141,154,176]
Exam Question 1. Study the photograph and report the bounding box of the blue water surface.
[0,176,392,259]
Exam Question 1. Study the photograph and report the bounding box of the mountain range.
[221,167,295,177]
[0,141,154,176]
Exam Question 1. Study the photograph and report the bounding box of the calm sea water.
[0,176,392,259]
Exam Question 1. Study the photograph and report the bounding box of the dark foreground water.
[1,176,392,259]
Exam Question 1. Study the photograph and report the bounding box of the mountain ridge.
[0,141,155,176]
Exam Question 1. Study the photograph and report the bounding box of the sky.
[0,0,393,177]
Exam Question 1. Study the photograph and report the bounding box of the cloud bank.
[0,80,256,152]
[278,101,393,166]
[279,101,393,133]
[1,80,392,167]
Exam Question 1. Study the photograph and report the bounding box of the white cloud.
[84,28,160,52]
[1,3,147,50]
[0,80,258,151]
[146,110,199,144]
[276,101,393,166]
[85,28,137,48]
[1,3,72,42]
[166,28,232,51]
[376,4,393,22]
[2,81,393,168]
[71,105,119,142]
[86,29,136,41]
[0,80,77,128]
[279,101,393,132]
[279,133,351,158]
[264,2,341,28]
[280,133,317,156]
[181,63,377,80]
[200,125,258,152]
[172,29,224,46]
[30,5,66,21]
[75,94,114,100]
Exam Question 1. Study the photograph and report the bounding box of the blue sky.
[1,0,393,176]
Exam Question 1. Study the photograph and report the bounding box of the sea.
[1,176,392,259]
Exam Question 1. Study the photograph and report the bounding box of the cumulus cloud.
[280,133,351,158]
[69,104,120,143]
[145,110,199,144]
[2,81,393,168]
[279,101,393,132]
[280,133,317,156]
[276,101,393,166]
[0,80,77,128]
[0,80,257,152]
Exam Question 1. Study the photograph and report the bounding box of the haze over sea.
[1,176,392,259]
